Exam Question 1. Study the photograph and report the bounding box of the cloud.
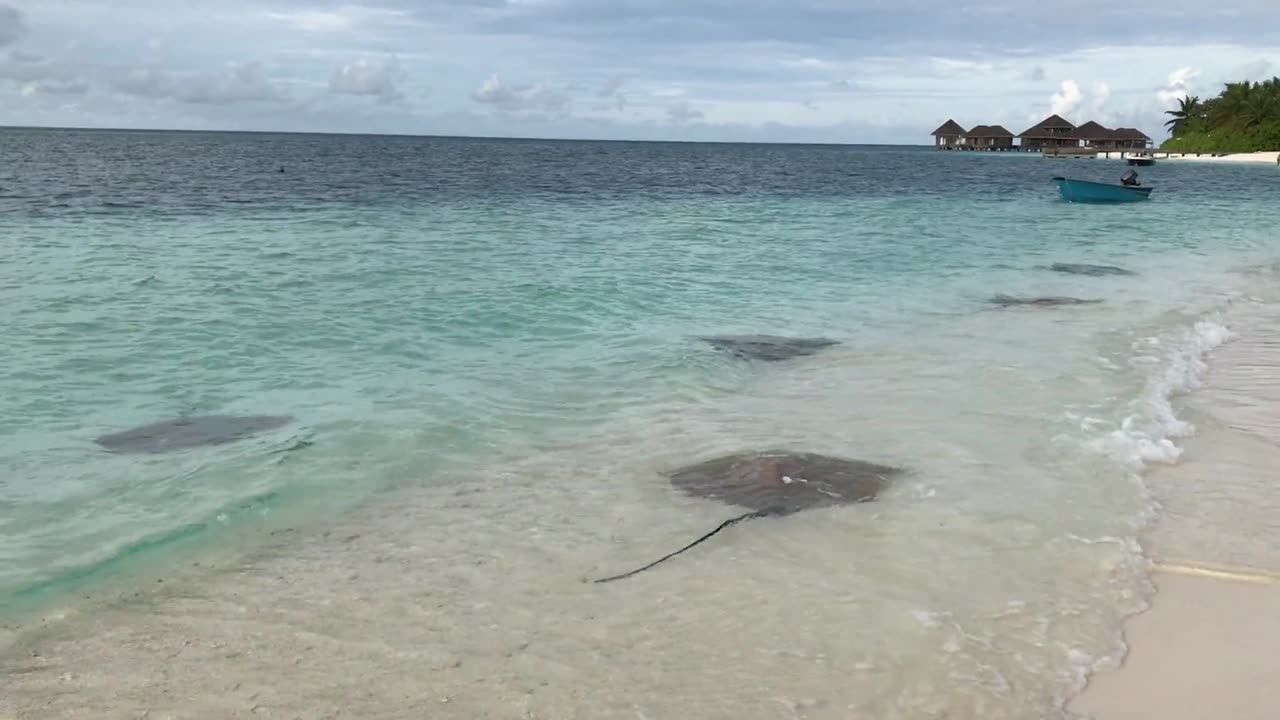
[598,74,625,97]
[20,79,88,96]
[1089,81,1111,114]
[667,101,704,124]
[472,74,571,116]
[264,6,412,33]
[781,57,837,71]
[4,0,1280,143]
[597,74,626,110]
[1049,79,1083,116]
[109,60,286,105]
[461,0,1278,59]
[0,3,23,47]
[1156,66,1200,106]
[0,49,85,91]
[330,57,404,103]
[1231,58,1272,81]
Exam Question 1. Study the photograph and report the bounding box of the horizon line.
[0,123,929,147]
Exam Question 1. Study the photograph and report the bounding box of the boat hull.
[1052,176,1152,203]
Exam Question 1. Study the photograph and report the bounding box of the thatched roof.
[1071,120,1113,139]
[931,119,966,136]
[1111,127,1151,140]
[964,124,1015,138]
[1018,114,1076,138]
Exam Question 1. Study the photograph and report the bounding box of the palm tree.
[1164,95,1201,136]
[1211,82,1253,130]
[1242,90,1276,129]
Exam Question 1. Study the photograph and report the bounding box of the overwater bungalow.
[930,113,1155,154]
[1071,120,1115,148]
[930,119,966,149]
[963,125,1016,150]
[1110,128,1153,150]
[1017,114,1077,150]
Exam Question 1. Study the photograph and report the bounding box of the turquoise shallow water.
[2,129,1280,718]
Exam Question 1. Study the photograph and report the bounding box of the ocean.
[2,128,1278,719]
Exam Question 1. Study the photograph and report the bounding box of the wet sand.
[1071,302,1280,719]
[1070,572,1280,720]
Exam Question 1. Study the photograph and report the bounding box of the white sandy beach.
[1102,150,1280,164]
[1071,299,1280,719]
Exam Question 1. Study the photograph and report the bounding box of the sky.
[1,1,1279,144]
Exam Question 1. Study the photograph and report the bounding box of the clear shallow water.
[2,129,1280,718]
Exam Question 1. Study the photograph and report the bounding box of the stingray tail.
[590,508,775,584]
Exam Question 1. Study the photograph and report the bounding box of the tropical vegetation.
[1161,77,1280,152]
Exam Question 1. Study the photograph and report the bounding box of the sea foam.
[1092,318,1234,469]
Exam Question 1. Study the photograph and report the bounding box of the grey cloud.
[330,57,404,103]
[109,61,286,105]
[402,0,1279,58]
[597,74,626,110]
[4,49,285,107]
[0,4,24,47]
[472,74,571,116]
[181,62,283,104]
[1028,66,1046,81]
[21,78,89,96]
[0,50,83,88]
[667,101,703,124]
[598,74,625,96]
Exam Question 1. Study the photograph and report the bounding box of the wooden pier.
[1042,147,1100,158]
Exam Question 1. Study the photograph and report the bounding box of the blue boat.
[1052,175,1153,203]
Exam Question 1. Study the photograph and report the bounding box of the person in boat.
[1120,169,1140,186]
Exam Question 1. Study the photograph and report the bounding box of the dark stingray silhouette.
[592,450,901,583]
[698,335,840,362]
[1046,263,1137,277]
[95,414,294,453]
[989,294,1103,307]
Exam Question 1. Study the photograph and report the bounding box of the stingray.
[1045,262,1137,277]
[988,294,1103,307]
[94,414,294,454]
[698,334,840,362]
[591,450,901,583]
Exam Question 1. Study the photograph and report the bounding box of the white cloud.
[1231,58,1272,81]
[1156,66,1200,107]
[1089,81,1110,114]
[330,57,404,103]
[1049,79,1083,116]
[781,57,836,71]
[472,74,571,116]
[930,57,995,75]
[264,6,411,33]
